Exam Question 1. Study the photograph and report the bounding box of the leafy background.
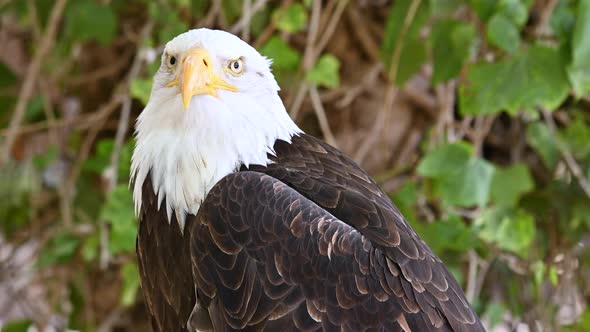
[0,0,589,331]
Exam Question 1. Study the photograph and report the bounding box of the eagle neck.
[131,92,301,230]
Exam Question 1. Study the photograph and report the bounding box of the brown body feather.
[137,134,485,331]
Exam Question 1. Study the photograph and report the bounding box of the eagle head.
[131,29,301,228]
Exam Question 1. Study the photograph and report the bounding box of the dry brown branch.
[345,4,380,62]
[354,0,422,163]
[313,0,348,60]
[543,111,590,199]
[0,100,123,137]
[534,0,559,37]
[0,0,67,165]
[309,85,338,147]
[230,0,268,37]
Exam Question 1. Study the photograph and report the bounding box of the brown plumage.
[136,134,485,331]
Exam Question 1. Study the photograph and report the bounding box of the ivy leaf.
[260,36,301,71]
[381,0,430,84]
[561,114,590,158]
[417,141,473,177]
[432,19,475,83]
[131,78,153,106]
[306,54,340,88]
[38,233,80,266]
[550,1,576,42]
[566,0,590,97]
[390,182,418,223]
[418,142,495,207]
[496,0,529,27]
[121,262,140,306]
[410,214,479,254]
[484,302,506,329]
[526,122,560,169]
[460,45,569,115]
[273,3,308,34]
[465,0,497,21]
[475,207,535,257]
[0,63,17,87]
[490,163,534,207]
[64,0,116,45]
[486,13,520,54]
[1,320,33,332]
[101,185,137,254]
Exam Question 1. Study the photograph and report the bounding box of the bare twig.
[309,85,338,147]
[289,82,309,120]
[0,99,123,137]
[106,24,152,191]
[465,250,478,302]
[534,0,559,37]
[345,4,380,62]
[0,0,67,165]
[543,111,590,199]
[353,0,422,163]
[230,0,268,37]
[313,0,349,59]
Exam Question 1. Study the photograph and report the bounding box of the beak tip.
[182,96,191,110]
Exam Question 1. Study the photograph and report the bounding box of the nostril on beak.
[202,59,208,67]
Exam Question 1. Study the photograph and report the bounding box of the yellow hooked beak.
[168,48,238,109]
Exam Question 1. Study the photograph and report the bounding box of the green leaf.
[131,79,153,106]
[417,141,473,177]
[566,0,590,97]
[475,207,535,257]
[260,36,301,71]
[465,0,497,21]
[549,265,559,286]
[120,262,140,306]
[490,163,534,207]
[483,302,506,329]
[526,122,560,169]
[561,114,590,158]
[381,0,430,84]
[390,182,418,223]
[486,13,520,54]
[0,63,17,87]
[38,233,81,266]
[306,54,340,88]
[101,185,137,254]
[496,0,529,27]
[531,260,546,287]
[25,96,45,123]
[64,0,117,45]
[151,5,189,44]
[81,234,99,262]
[460,45,569,115]
[418,142,495,207]
[273,3,308,34]
[550,1,576,41]
[83,138,134,182]
[432,20,476,83]
[411,214,479,254]
[32,145,59,169]
[1,320,33,332]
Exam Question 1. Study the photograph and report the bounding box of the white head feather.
[131,29,301,229]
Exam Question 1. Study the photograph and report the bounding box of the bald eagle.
[131,29,484,332]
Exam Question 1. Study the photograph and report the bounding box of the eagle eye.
[166,54,177,69]
[228,58,244,75]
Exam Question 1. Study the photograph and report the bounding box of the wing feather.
[190,170,484,331]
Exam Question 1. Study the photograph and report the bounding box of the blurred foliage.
[1,0,590,331]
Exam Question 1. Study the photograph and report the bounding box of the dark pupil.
[169,56,176,65]
[233,61,240,69]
